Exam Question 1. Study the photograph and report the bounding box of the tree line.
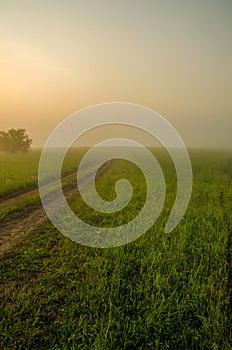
[0,129,32,153]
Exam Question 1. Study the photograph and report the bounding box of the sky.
[0,0,231,148]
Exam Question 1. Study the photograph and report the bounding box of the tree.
[0,131,10,152]
[0,129,32,153]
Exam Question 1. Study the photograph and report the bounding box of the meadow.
[0,148,88,198]
[0,148,231,349]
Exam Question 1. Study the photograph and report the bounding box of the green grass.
[0,148,88,198]
[0,149,231,349]
[0,150,41,197]
[0,193,41,222]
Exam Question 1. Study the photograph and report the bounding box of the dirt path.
[0,161,112,257]
[0,170,82,212]
[0,206,47,257]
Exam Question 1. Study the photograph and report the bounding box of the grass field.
[0,148,88,198]
[0,148,231,349]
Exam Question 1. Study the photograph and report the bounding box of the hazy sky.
[0,0,231,148]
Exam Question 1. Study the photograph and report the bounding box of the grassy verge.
[0,148,88,198]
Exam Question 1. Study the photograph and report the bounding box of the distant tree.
[0,129,32,153]
[0,131,9,152]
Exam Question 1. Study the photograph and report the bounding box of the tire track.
[0,160,112,257]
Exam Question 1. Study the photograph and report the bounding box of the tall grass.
[0,149,231,349]
[0,148,88,198]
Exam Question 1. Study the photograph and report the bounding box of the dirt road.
[0,161,112,257]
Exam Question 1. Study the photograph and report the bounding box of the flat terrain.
[0,152,112,257]
[0,149,231,349]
